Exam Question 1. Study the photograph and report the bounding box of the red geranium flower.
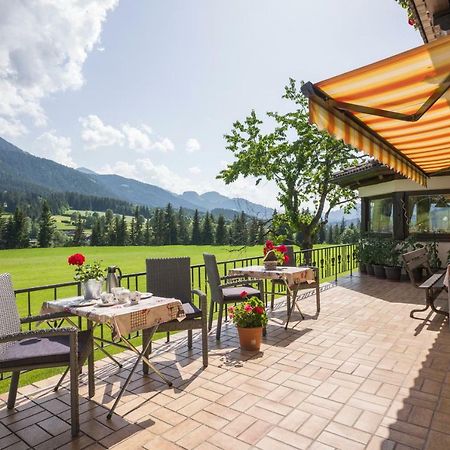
[265,240,274,250]
[244,304,253,312]
[253,306,265,314]
[275,244,287,253]
[240,290,248,298]
[408,17,415,26]
[68,253,85,266]
[283,254,290,264]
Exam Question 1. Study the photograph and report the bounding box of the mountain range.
[0,137,274,218]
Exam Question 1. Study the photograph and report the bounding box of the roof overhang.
[411,0,450,43]
[303,35,450,187]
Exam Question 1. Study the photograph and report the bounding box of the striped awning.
[303,35,450,186]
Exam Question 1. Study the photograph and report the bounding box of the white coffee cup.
[118,289,130,304]
[130,291,141,303]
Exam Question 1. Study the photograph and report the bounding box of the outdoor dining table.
[228,265,319,329]
[41,295,185,418]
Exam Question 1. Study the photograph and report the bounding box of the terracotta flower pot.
[237,326,263,351]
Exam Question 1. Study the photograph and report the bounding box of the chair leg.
[166,331,170,343]
[54,366,70,391]
[202,312,208,368]
[216,303,224,340]
[69,335,80,437]
[188,329,193,349]
[7,371,20,410]
[208,299,214,331]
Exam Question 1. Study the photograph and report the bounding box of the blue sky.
[0,0,421,207]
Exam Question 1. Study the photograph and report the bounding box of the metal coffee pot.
[106,266,122,293]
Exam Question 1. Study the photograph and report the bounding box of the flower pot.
[373,264,386,279]
[366,263,375,276]
[264,261,277,270]
[359,262,367,274]
[384,266,402,281]
[82,279,103,300]
[237,326,263,351]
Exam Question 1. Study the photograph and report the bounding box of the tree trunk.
[301,233,313,265]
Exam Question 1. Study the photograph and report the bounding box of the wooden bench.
[402,248,448,319]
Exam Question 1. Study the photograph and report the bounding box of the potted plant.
[228,292,268,351]
[263,240,289,270]
[372,238,389,279]
[68,253,105,300]
[384,239,402,281]
[362,238,376,275]
[358,239,370,274]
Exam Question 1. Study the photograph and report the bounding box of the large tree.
[38,200,55,248]
[219,79,360,251]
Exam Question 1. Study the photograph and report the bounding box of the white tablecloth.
[41,296,185,339]
[229,265,316,288]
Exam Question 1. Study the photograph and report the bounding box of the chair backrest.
[402,248,432,286]
[0,273,21,357]
[283,246,296,267]
[146,257,191,304]
[203,253,223,302]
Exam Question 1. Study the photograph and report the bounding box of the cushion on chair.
[222,286,261,302]
[0,330,91,370]
[182,302,203,320]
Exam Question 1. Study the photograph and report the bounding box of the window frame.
[364,194,395,237]
[405,189,450,242]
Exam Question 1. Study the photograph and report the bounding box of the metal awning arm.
[302,76,450,123]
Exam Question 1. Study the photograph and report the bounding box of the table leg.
[142,328,151,375]
[87,320,95,398]
[108,326,163,419]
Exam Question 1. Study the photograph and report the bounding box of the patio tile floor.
[1,273,450,449]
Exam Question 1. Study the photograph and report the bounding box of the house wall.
[358,175,450,198]
[358,175,450,266]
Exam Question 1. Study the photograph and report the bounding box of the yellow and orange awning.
[303,35,450,186]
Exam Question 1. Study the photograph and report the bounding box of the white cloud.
[186,138,201,153]
[122,124,152,151]
[32,131,75,167]
[79,114,124,149]
[0,0,118,135]
[188,166,202,175]
[80,115,175,153]
[99,160,138,179]
[0,117,27,138]
[150,137,174,153]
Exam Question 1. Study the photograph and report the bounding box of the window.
[409,194,450,234]
[368,197,393,234]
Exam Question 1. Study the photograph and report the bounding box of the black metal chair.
[269,245,296,309]
[203,253,262,340]
[146,257,208,367]
[0,273,92,437]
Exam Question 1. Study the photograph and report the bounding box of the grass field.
[0,245,260,290]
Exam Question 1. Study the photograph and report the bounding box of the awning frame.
[301,82,429,180]
[302,76,450,122]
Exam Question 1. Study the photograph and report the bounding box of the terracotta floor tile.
[238,419,273,445]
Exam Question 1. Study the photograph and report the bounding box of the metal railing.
[8,244,357,381]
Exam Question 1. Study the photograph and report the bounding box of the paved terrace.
[1,273,450,450]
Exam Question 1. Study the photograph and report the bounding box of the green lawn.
[1,245,259,289]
